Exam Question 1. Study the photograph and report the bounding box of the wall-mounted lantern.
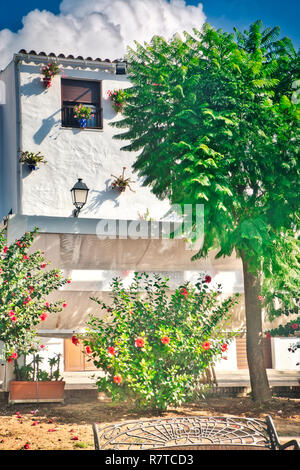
[70,178,89,217]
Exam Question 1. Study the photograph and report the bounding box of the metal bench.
[92,415,299,450]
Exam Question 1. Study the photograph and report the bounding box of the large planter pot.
[9,380,65,404]
[79,118,87,128]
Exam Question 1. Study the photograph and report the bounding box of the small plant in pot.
[111,167,135,193]
[9,352,65,403]
[107,89,127,113]
[41,62,60,88]
[19,150,47,171]
[73,104,94,128]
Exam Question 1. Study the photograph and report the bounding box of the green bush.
[79,272,239,410]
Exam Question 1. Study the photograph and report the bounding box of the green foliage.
[79,273,239,410]
[0,228,70,361]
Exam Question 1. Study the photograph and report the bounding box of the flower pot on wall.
[79,118,87,128]
[9,380,65,404]
[43,77,52,88]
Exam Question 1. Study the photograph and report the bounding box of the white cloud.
[0,0,206,69]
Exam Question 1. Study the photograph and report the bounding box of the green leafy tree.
[79,273,239,411]
[112,23,300,402]
[0,228,70,362]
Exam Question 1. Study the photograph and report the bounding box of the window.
[61,78,103,129]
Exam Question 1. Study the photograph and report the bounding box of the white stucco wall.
[19,61,171,220]
[271,337,300,370]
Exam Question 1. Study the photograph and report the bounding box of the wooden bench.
[92,415,299,450]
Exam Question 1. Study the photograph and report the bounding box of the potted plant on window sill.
[111,167,135,193]
[19,150,47,171]
[73,104,94,128]
[41,62,60,88]
[9,353,65,404]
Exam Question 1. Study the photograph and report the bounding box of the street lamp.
[70,178,89,217]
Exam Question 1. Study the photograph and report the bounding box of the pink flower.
[292,323,298,329]
[10,316,17,322]
[11,352,18,359]
[40,313,48,321]
[45,302,50,308]
[257,295,263,301]
[8,310,15,317]
[40,344,45,349]
[22,255,29,261]
[62,303,67,308]
[24,443,30,449]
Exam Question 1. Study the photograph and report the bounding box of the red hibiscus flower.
[71,436,79,441]
[266,332,271,339]
[24,443,30,449]
[67,279,71,283]
[161,336,170,345]
[40,263,47,268]
[11,352,18,360]
[221,344,228,352]
[85,346,92,354]
[62,303,67,308]
[204,275,212,283]
[113,375,122,384]
[0,268,2,274]
[39,313,48,321]
[10,316,17,322]
[29,286,34,292]
[202,341,211,350]
[8,310,15,317]
[72,335,79,346]
[4,246,8,253]
[180,288,188,298]
[135,337,145,348]
[45,302,50,308]
[257,295,263,301]
[292,323,298,329]
[22,255,29,261]
[108,346,116,355]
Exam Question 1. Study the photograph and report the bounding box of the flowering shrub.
[107,89,127,113]
[78,272,239,410]
[266,316,300,338]
[0,228,70,362]
[73,104,94,120]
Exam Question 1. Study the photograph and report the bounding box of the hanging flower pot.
[27,164,38,171]
[111,167,135,193]
[107,89,127,113]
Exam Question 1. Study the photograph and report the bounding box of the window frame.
[61,77,103,130]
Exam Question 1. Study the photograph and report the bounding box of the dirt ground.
[0,394,299,451]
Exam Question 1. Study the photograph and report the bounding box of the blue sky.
[0,0,299,49]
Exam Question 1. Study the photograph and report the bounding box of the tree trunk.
[241,252,272,402]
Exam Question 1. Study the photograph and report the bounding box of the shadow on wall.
[87,179,121,212]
